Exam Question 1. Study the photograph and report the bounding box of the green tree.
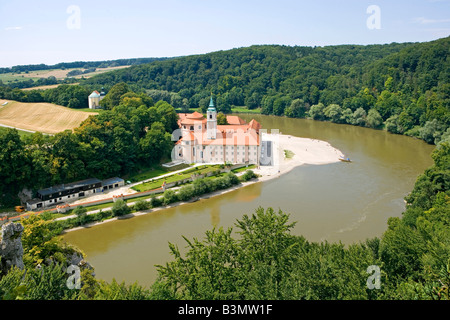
[177,185,195,201]
[111,199,130,216]
[0,128,31,206]
[366,109,384,129]
[162,189,178,205]
[352,107,367,127]
[155,101,179,132]
[285,98,307,118]
[133,199,151,211]
[385,115,400,134]
[100,82,130,109]
[216,112,228,125]
[308,103,325,120]
[139,122,173,164]
[93,279,150,300]
[324,104,343,123]
[419,119,445,144]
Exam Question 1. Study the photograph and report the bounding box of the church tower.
[207,94,217,140]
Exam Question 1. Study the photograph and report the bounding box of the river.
[62,115,435,287]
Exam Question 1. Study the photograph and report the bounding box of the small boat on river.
[339,157,351,162]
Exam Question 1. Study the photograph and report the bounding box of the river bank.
[60,134,344,233]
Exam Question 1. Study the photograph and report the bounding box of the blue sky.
[0,0,449,67]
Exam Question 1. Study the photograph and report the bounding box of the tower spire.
[207,92,217,140]
[208,93,215,111]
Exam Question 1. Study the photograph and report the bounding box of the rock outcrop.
[0,222,25,273]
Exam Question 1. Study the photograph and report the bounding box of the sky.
[0,0,449,67]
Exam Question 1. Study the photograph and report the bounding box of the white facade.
[175,97,261,165]
[26,177,125,211]
[26,188,101,211]
[88,90,105,109]
[207,109,217,140]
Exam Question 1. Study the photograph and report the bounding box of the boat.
[339,157,351,162]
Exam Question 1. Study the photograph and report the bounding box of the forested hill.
[85,41,417,108]
[84,36,450,144]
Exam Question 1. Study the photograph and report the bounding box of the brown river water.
[62,115,435,287]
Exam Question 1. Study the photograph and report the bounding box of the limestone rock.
[0,222,25,273]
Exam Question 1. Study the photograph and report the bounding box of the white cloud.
[415,17,450,24]
[4,26,23,31]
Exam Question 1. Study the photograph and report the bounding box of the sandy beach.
[253,133,345,181]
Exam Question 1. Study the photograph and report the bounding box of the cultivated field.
[21,83,79,91]
[0,65,130,84]
[0,100,97,134]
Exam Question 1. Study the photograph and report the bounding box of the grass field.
[0,100,97,134]
[132,165,222,192]
[231,106,262,114]
[0,126,34,138]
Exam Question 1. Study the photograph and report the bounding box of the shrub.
[111,199,131,217]
[73,206,87,217]
[133,199,151,211]
[225,172,240,185]
[163,190,178,205]
[40,211,53,221]
[241,170,257,181]
[150,196,163,208]
[178,185,195,201]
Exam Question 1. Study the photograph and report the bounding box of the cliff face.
[0,222,25,273]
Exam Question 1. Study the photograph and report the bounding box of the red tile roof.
[226,115,246,125]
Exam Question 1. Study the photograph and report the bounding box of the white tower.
[88,91,101,109]
[207,95,217,140]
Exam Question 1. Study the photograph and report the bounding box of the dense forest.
[0,140,448,300]
[0,85,178,207]
[83,36,449,144]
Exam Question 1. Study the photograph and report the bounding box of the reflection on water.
[63,115,434,287]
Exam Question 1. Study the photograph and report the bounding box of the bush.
[73,206,87,217]
[111,199,131,217]
[162,190,178,205]
[241,170,257,181]
[224,172,240,185]
[193,178,209,196]
[40,211,53,221]
[178,185,195,201]
[150,196,163,208]
[133,199,151,211]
